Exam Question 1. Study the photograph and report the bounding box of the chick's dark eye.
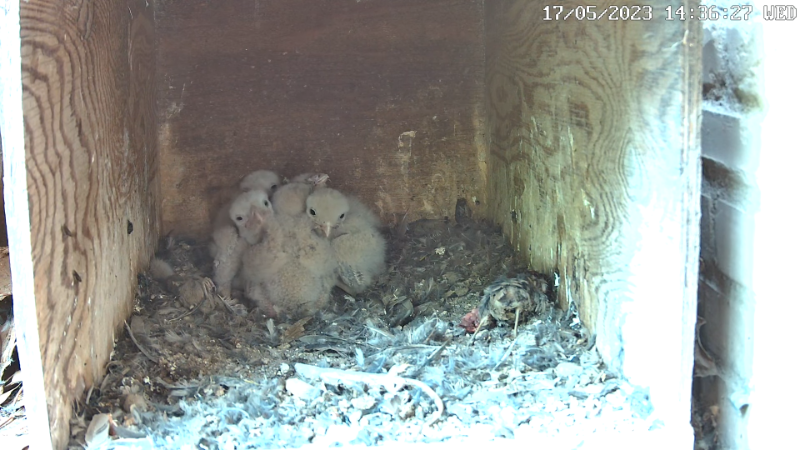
[271,184,278,190]
[235,216,243,221]
[263,200,270,207]
[309,209,316,216]
[339,213,345,219]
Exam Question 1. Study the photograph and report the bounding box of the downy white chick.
[211,170,281,232]
[209,170,281,298]
[240,170,282,194]
[237,193,337,320]
[229,189,274,245]
[305,187,386,295]
[271,173,330,217]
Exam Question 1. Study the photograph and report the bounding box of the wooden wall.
[485,0,701,433]
[155,0,487,237]
[2,0,704,445]
[14,0,159,448]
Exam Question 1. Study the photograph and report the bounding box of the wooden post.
[2,1,159,448]
[1,3,53,449]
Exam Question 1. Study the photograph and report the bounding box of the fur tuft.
[149,258,175,280]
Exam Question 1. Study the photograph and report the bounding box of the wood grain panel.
[156,0,487,237]
[19,0,158,447]
[485,0,701,430]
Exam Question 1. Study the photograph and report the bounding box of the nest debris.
[67,216,658,449]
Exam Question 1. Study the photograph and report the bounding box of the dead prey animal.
[471,273,547,342]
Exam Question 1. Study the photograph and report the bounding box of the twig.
[154,377,200,390]
[374,344,440,356]
[167,293,208,323]
[300,334,381,350]
[423,326,439,344]
[85,384,94,405]
[216,294,237,315]
[295,363,444,425]
[469,316,489,345]
[424,337,451,366]
[0,415,13,429]
[492,336,518,371]
[0,401,23,430]
[409,337,452,378]
[124,321,159,363]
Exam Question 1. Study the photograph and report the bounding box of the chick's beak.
[322,222,332,238]
[245,207,264,231]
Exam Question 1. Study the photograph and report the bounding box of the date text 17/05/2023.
[542,5,797,21]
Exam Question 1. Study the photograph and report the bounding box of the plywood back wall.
[485,0,701,427]
[156,0,487,238]
[19,0,159,447]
